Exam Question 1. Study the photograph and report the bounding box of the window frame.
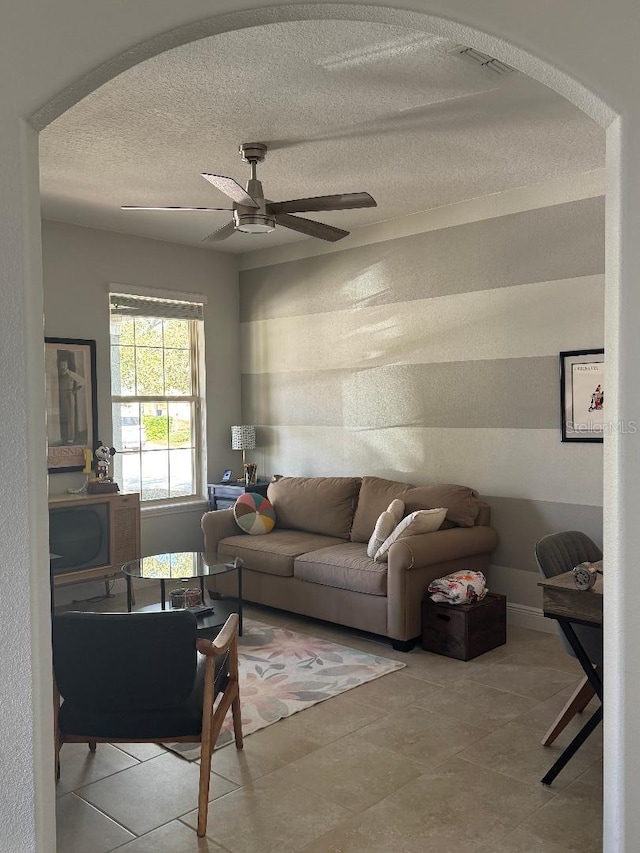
[109,291,206,505]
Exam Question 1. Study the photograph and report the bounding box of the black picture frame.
[560,348,604,443]
[221,469,233,482]
[45,337,99,472]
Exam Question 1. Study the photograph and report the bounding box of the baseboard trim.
[506,602,556,634]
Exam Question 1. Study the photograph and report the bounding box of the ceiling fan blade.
[274,213,349,242]
[203,220,236,242]
[201,173,259,208]
[121,205,233,212]
[267,192,376,215]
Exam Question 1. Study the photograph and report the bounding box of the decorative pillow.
[366,499,405,558]
[233,492,276,535]
[374,507,447,562]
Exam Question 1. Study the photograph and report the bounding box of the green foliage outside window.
[142,414,191,447]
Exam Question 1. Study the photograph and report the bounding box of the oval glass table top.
[122,551,242,580]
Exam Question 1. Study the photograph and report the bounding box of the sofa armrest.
[388,525,498,572]
[385,525,498,643]
[201,509,238,557]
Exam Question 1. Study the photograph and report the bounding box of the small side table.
[421,592,506,660]
[208,481,269,510]
[121,551,244,636]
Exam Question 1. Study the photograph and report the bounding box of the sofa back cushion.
[402,484,480,528]
[350,476,414,543]
[476,501,491,526]
[267,476,361,539]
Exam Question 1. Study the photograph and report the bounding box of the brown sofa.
[201,476,498,650]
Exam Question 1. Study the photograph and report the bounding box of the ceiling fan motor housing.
[239,142,267,163]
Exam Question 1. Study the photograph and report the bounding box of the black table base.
[541,617,602,786]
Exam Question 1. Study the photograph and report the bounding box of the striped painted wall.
[238,194,605,610]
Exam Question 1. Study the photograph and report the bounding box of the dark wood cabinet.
[207,482,269,510]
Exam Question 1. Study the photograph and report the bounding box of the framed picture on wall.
[560,348,604,442]
[45,337,98,472]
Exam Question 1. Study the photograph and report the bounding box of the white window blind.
[110,293,204,321]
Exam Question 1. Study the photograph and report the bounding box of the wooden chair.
[535,531,603,746]
[52,610,242,838]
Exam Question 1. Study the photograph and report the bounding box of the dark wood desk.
[538,570,603,785]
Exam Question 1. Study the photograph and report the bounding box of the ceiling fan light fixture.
[234,212,276,233]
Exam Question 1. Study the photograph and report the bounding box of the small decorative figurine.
[94,443,117,479]
[87,442,119,493]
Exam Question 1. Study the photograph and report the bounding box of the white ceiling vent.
[447,45,515,75]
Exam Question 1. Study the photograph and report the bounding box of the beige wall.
[238,190,605,614]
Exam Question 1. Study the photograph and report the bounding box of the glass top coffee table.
[121,551,243,635]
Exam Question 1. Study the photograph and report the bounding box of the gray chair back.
[535,530,602,579]
[534,530,603,666]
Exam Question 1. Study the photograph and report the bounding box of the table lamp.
[231,425,256,483]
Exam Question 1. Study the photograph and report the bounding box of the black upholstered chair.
[535,531,603,746]
[52,610,242,837]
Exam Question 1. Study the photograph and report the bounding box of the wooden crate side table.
[421,591,507,660]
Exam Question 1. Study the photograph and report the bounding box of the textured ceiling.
[39,20,605,254]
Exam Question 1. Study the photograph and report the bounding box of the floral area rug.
[165,619,405,760]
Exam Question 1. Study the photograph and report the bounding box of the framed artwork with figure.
[560,348,604,442]
[45,337,98,472]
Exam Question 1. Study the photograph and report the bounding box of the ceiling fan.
[122,142,376,243]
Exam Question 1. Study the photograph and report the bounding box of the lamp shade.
[231,425,256,451]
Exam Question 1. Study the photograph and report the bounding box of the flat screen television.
[49,502,110,576]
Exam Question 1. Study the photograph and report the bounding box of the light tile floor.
[54,587,603,852]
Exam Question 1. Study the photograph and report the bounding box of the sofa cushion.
[350,476,414,543]
[374,508,448,562]
[295,543,387,596]
[402,484,480,528]
[366,499,405,558]
[267,476,361,539]
[218,530,347,577]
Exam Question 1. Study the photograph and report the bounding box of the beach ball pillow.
[233,492,276,535]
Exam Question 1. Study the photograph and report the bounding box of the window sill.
[140,497,209,519]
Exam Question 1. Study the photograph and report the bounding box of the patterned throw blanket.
[428,570,487,605]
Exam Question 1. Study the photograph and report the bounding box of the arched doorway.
[7,4,631,851]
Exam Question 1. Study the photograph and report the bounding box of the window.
[109,292,205,502]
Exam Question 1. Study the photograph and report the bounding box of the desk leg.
[542,705,602,785]
[126,575,132,613]
[541,616,603,785]
[559,618,603,700]
[160,579,166,610]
